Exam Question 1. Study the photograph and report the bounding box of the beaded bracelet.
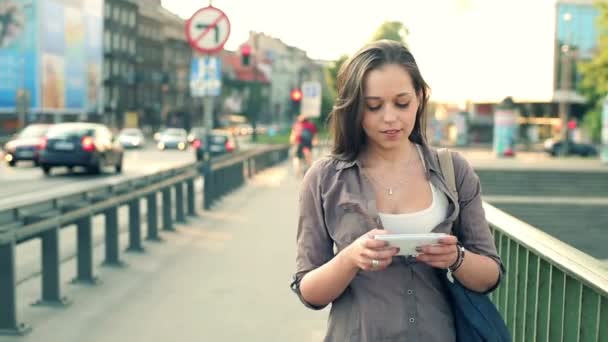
[448,242,466,272]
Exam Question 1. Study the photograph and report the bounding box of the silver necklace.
[364,148,418,196]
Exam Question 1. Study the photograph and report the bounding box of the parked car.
[38,123,123,175]
[157,128,188,151]
[3,123,52,166]
[192,129,239,161]
[544,139,598,157]
[117,128,145,149]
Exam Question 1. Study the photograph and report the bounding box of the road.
[0,135,255,209]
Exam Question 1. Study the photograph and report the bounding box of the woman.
[291,40,503,341]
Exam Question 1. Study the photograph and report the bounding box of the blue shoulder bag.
[437,149,512,342]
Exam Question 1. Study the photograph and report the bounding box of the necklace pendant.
[388,188,393,196]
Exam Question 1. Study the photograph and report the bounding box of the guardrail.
[485,203,608,342]
[0,145,289,335]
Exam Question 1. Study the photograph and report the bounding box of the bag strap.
[437,148,458,202]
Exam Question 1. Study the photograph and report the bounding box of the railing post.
[103,207,123,266]
[175,183,185,223]
[72,216,99,285]
[126,199,144,252]
[36,227,70,306]
[162,187,174,231]
[187,178,196,216]
[203,169,213,210]
[146,192,161,241]
[0,241,31,335]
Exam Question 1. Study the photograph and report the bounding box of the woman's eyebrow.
[364,92,412,100]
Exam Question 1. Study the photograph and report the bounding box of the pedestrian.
[291,40,504,341]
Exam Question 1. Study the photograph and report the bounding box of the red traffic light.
[240,44,251,56]
[290,89,302,102]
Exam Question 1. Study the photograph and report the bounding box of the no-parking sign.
[185,6,231,54]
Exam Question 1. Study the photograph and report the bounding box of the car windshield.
[47,125,95,139]
[120,129,142,136]
[18,125,49,138]
[164,129,186,137]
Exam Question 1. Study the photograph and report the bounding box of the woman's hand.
[415,235,459,269]
[344,229,400,272]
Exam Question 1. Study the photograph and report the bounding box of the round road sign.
[185,6,231,54]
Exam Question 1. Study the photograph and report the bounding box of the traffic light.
[240,44,251,66]
[290,88,302,117]
[290,88,302,103]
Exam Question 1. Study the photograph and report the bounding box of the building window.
[104,31,111,51]
[113,61,120,76]
[113,6,120,21]
[121,36,128,51]
[113,33,120,50]
[104,60,110,79]
[130,12,136,27]
[130,39,136,54]
[104,2,111,19]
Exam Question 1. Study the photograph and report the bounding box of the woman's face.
[361,63,419,151]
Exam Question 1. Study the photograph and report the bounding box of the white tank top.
[378,181,449,234]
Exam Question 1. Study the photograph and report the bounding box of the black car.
[39,123,124,175]
[545,139,598,157]
[3,124,51,166]
[193,129,239,161]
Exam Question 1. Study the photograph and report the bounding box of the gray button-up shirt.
[292,142,503,342]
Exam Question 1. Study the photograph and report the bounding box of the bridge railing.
[0,145,289,336]
[485,203,608,342]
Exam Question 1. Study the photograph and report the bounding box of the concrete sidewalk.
[2,162,327,342]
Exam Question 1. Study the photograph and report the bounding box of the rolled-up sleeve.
[291,161,334,310]
[452,152,505,292]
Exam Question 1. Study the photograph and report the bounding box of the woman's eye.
[367,104,382,111]
[396,102,410,109]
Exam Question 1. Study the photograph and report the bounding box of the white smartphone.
[374,233,449,256]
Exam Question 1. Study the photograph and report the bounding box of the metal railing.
[0,145,289,335]
[485,203,608,342]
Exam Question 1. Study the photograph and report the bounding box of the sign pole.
[203,96,213,162]
[601,95,608,164]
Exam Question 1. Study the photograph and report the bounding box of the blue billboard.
[0,0,39,110]
[40,0,103,113]
[0,0,102,114]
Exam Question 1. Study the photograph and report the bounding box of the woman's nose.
[382,107,398,122]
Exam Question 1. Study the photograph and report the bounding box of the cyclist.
[289,115,318,177]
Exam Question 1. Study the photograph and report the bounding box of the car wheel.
[42,165,51,175]
[8,160,16,167]
[115,158,123,173]
[67,166,74,173]
[87,159,102,174]
[33,159,40,167]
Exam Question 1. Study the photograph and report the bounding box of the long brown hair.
[329,40,430,161]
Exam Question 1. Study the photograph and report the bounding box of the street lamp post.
[558,12,573,156]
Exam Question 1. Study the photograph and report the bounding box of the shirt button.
[409,318,415,323]
[407,290,413,295]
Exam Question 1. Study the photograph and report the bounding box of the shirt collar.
[333,140,439,178]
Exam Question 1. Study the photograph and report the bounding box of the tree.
[370,21,409,46]
[578,1,608,141]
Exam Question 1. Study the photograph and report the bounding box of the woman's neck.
[362,140,417,168]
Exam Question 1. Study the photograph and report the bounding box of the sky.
[162,0,559,103]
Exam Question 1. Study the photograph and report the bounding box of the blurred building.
[433,0,600,146]
[244,32,323,126]
[159,7,192,131]
[133,0,165,131]
[103,0,138,129]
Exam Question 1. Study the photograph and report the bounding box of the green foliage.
[578,1,608,141]
[370,21,409,46]
[582,108,602,142]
